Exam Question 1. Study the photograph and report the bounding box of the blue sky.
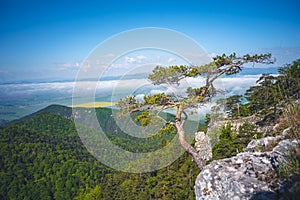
[0,0,300,82]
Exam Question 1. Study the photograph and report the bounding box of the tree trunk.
[237,103,240,117]
[175,105,205,170]
[274,103,277,122]
[175,121,205,170]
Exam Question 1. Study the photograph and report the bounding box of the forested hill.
[0,105,200,199]
[9,105,181,152]
[3,59,298,199]
[8,104,73,125]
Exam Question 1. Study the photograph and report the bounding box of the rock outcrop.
[245,136,281,153]
[195,132,212,161]
[245,128,291,153]
[195,139,298,200]
[206,115,261,145]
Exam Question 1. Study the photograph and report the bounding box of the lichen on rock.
[195,139,298,200]
[195,131,212,161]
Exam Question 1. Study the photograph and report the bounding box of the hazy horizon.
[0,67,280,121]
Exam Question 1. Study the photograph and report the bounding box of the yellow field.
[70,102,116,108]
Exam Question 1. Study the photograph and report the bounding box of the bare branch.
[181,110,188,128]
[129,107,149,114]
[156,104,177,116]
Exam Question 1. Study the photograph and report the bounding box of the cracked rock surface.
[195,132,212,161]
[195,139,298,200]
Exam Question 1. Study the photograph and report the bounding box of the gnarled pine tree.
[118,53,274,170]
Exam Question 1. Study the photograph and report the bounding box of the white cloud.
[0,71,266,110]
[125,56,137,64]
[185,75,261,97]
[207,52,217,58]
[167,57,176,63]
[136,55,147,61]
[54,61,81,71]
[0,82,75,97]
[125,55,147,64]
[150,89,165,95]
[135,94,145,102]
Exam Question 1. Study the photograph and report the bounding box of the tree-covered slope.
[0,106,200,199]
[0,124,111,200]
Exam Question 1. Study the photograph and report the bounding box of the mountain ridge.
[0,104,200,199]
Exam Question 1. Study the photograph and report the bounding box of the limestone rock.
[195,132,212,161]
[245,136,280,153]
[206,115,260,146]
[195,139,298,200]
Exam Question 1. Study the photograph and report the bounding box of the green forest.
[210,59,300,160]
[1,59,299,199]
[0,106,200,199]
